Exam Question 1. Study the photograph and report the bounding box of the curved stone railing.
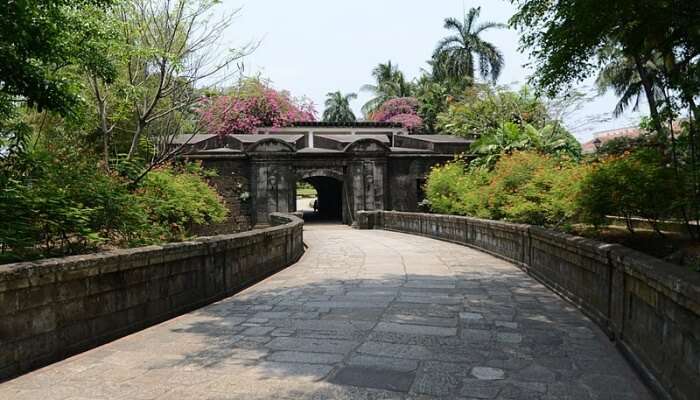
[356,210,700,400]
[0,213,304,381]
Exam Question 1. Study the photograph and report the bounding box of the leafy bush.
[484,152,587,227]
[424,157,490,217]
[425,152,586,228]
[577,149,680,232]
[0,144,227,262]
[0,145,141,262]
[437,86,549,138]
[134,163,228,242]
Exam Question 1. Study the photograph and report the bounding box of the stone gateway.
[174,122,472,228]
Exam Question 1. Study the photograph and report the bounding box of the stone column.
[348,158,387,218]
[250,159,295,226]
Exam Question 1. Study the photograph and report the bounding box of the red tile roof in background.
[581,126,641,153]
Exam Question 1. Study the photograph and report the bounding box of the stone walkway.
[0,225,653,399]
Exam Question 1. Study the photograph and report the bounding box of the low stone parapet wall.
[356,210,700,400]
[0,213,304,381]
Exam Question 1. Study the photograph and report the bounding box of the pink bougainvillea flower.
[370,97,423,132]
[197,80,317,135]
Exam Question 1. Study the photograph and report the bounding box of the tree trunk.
[686,99,700,239]
[127,120,143,160]
[633,55,664,136]
[99,101,110,171]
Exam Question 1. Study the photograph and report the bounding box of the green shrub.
[424,156,491,217]
[133,163,228,243]
[0,146,227,262]
[485,152,587,227]
[0,145,141,262]
[425,151,587,228]
[577,148,680,232]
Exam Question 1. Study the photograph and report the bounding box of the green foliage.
[509,0,698,98]
[596,134,656,157]
[470,122,581,168]
[0,144,137,262]
[322,92,357,123]
[0,140,227,262]
[578,149,682,232]
[414,78,452,134]
[0,0,116,117]
[509,0,699,149]
[425,152,585,227]
[432,7,506,84]
[424,158,490,217]
[484,152,586,227]
[134,164,228,243]
[437,86,549,138]
[296,182,318,199]
[595,46,665,118]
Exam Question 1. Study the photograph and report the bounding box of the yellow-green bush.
[577,149,680,232]
[424,156,491,217]
[485,152,588,227]
[425,151,588,228]
[133,163,228,243]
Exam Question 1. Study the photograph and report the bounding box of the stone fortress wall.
[356,210,700,400]
[0,214,304,381]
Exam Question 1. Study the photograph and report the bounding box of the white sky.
[221,0,646,142]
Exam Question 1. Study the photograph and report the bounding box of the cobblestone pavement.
[0,225,654,399]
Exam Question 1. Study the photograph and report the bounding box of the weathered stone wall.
[356,211,700,400]
[0,213,304,381]
[387,156,451,212]
[186,155,252,234]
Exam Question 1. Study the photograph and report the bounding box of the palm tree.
[432,7,506,84]
[360,61,413,116]
[322,91,357,123]
[595,47,664,119]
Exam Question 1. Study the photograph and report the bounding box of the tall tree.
[360,61,413,116]
[509,0,698,133]
[87,0,254,178]
[322,92,357,123]
[0,0,115,118]
[595,47,665,118]
[510,0,700,238]
[0,0,116,160]
[432,7,506,84]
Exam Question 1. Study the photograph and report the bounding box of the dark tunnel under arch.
[298,176,344,223]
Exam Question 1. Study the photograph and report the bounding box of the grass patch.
[297,187,317,199]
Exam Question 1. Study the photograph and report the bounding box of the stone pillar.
[250,160,295,226]
[348,158,387,219]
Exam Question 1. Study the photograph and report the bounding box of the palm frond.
[443,17,463,33]
[464,7,481,34]
[433,35,463,58]
[474,21,507,35]
[360,84,378,93]
[474,40,504,82]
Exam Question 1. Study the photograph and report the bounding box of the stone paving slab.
[0,225,654,399]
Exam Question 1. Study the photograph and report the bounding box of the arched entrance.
[301,176,343,222]
[294,168,347,224]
